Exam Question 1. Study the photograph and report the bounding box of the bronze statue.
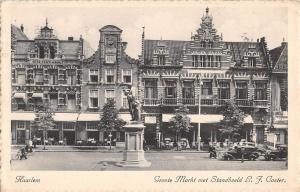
[123,89,140,121]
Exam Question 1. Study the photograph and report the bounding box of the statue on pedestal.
[123,89,140,122]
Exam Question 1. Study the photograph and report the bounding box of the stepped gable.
[143,39,189,65]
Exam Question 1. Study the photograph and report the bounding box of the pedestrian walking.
[28,140,33,152]
[33,136,37,148]
[20,147,27,160]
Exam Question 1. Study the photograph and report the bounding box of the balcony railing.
[217,99,230,105]
[201,99,214,106]
[162,98,177,105]
[253,100,268,107]
[143,98,161,106]
[235,99,251,107]
[181,98,195,105]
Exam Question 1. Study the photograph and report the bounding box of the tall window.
[192,55,198,67]
[106,69,115,84]
[105,90,115,102]
[207,55,213,67]
[202,81,212,95]
[145,80,158,99]
[165,81,177,98]
[39,46,45,59]
[67,69,76,85]
[89,69,98,83]
[122,69,132,84]
[17,121,25,130]
[16,69,26,85]
[87,122,98,130]
[216,56,221,67]
[218,81,230,99]
[49,69,58,85]
[58,93,66,105]
[208,42,213,48]
[157,55,166,65]
[49,46,55,59]
[255,82,267,100]
[200,41,205,48]
[89,90,98,108]
[122,91,129,109]
[236,82,248,99]
[200,55,205,67]
[34,69,43,85]
[248,57,256,67]
[182,81,194,99]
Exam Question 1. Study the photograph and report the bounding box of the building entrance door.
[63,131,75,145]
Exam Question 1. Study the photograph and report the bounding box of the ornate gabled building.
[80,25,139,144]
[139,8,273,147]
[268,41,288,145]
[11,21,84,144]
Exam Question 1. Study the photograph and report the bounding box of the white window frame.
[105,69,115,84]
[58,92,66,105]
[105,89,115,103]
[89,89,99,108]
[89,69,99,83]
[105,55,116,64]
[122,69,132,84]
[122,91,129,109]
[16,121,26,130]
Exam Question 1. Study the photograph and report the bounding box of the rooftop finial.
[206,7,209,14]
[283,37,285,42]
[142,26,145,38]
[46,18,48,27]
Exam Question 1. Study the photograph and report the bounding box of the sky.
[9,4,288,58]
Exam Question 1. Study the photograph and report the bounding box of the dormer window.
[105,54,116,64]
[208,42,213,48]
[192,55,198,67]
[157,55,166,65]
[49,46,55,59]
[39,46,45,59]
[248,57,256,67]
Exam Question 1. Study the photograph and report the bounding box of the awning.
[32,93,44,98]
[53,113,79,122]
[11,113,35,121]
[273,124,288,129]
[145,116,156,124]
[13,92,26,100]
[162,114,253,124]
[77,113,131,122]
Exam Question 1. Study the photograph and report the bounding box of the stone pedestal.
[117,122,151,167]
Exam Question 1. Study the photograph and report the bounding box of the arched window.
[49,46,55,59]
[39,46,45,59]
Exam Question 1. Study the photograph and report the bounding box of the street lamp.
[108,133,112,150]
[197,75,203,151]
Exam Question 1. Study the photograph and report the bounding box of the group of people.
[17,138,38,160]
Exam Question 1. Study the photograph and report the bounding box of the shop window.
[89,90,98,108]
[89,69,98,83]
[202,81,212,95]
[64,122,75,130]
[235,82,248,99]
[122,69,132,84]
[145,80,158,99]
[218,81,230,99]
[106,69,115,84]
[255,82,267,100]
[87,122,98,130]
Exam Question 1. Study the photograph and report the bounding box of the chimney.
[122,42,127,51]
[68,36,74,41]
[20,24,24,32]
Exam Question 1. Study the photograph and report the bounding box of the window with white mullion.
[106,69,115,84]
[89,69,99,83]
[89,89,98,108]
[105,89,115,103]
[122,69,132,84]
